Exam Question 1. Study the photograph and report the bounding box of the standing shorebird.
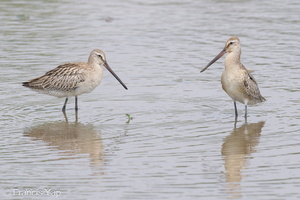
[23,49,128,114]
[200,36,265,117]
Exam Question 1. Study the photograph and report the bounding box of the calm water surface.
[1,0,300,199]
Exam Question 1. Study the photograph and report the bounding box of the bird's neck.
[87,58,101,69]
[224,50,241,71]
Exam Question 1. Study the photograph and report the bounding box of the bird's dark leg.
[234,101,238,117]
[75,110,78,122]
[245,105,248,118]
[62,97,68,112]
[63,110,69,123]
[62,97,69,122]
[234,115,238,129]
[75,96,78,111]
[75,96,79,122]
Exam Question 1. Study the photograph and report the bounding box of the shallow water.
[1,0,300,199]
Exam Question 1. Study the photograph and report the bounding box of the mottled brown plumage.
[23,49,127,112]
[201,37,265,117]
[23,63,86,96]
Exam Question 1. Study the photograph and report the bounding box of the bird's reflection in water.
[221,120,265,199]
[24,121,104,174]
[62,110,78,123]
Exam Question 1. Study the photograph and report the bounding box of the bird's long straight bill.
[200,47,227,73]
[104,62,128,90]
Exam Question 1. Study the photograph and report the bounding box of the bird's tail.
[22,82,30,87]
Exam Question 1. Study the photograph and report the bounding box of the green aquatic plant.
[126,114,133,123]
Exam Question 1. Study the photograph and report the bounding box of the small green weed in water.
[126,114,133,123]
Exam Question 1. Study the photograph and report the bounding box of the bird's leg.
[62,97,69,122]
[63,109,69,123]
[244,105,248,118]
[234,101,238,117]
[234,115,238,129]
[75,96,78,111]
[75,96,79,122]
[62,97,68,112]
[75,110,78,122]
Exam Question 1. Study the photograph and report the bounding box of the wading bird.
[200,37,265,117]
[23,49,128,115]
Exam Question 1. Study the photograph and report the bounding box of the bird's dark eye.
[97,54,103,59]
[229,42,233,45]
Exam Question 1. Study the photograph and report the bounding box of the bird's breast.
[221,69,248,104]
[75,67,104,95]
